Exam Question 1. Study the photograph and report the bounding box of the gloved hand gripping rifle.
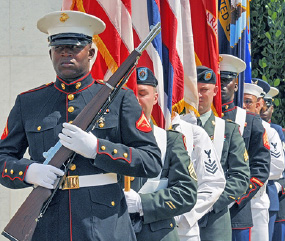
[2,22,161,241]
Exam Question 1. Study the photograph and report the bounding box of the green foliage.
[251,0,285,126]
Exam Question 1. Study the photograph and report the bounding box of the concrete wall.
[0,1,62,240]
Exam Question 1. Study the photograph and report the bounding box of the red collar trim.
[54,79,96,94]
[223,106,237,113]
[57,72,91,85]
[222,100,234,106]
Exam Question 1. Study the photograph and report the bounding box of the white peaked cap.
[265,87,279,99]
[219,54,246,74]
[37,11,106,37]
[244,83,264,98]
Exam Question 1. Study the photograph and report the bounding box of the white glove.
[25,163,64,189]
[124,189,143,215]
[59,123,97,159]
[275,182,282,193]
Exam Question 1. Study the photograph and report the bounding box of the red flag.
[63,0,137,94]
[190,0,221,116]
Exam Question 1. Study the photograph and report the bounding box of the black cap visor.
[220,71,238,79]
[48,33,92,47]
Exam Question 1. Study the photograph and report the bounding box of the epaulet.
[167,129,179,133]
[122,86,129,90]
[20,82,54,95]
[95,79,130,91]
[226,119,234,123]
[95,79,105,85]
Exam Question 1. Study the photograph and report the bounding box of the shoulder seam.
[20,82,54,95]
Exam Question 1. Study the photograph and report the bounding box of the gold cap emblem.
[60,13,69,23]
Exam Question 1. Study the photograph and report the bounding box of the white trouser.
[251,186,270,241]
[251,207,269,241]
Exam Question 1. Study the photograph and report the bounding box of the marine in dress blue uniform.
[253,79,285,241]
[123,67,198,241]
[261,87,285,241]
[219,54,271,241]
[243,81,284,241]
[0,11,162,241]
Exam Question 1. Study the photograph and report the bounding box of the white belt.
[60,173,117,190]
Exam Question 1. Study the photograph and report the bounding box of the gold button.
[226,105,229,110]
[238,197,240,200]
[10,170,14,175]
[75,82,81,89]
[19,171,23,176]
[123,153,128,158]
[4,169,7,173]
[69,164,76,171]
[61,83,65,90]
[101,146,106,151]
[111,201,115,206]
[99,123,105,128]
[212,121,216,126]
[249,184,253,189]
[221,113,224,117]
[68,94,74,101]
[37,126,41,131]
[68,106,74,113]
[113,149,118,154]
[69,120,73,124]
[170,223,173,228]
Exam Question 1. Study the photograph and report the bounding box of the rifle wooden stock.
[2,50,141,241]
[2,22,161,240]
[124,176,131,191]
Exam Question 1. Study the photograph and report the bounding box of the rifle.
[2,22,161,241]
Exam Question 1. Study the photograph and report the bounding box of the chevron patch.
[271,151,281,158]
[188,162,197,181]
[205,160,218,174]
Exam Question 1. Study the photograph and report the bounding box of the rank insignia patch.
[182,135,187,150]
[1,120,9,140]
[263,131,270,150]
[188,162,197,181]
[244,149,249,162]
[136,112,152,133]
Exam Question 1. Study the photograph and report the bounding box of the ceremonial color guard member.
[195,66,250,241]
[0,11,162,241]
[243,80,284,241]
[262,87,285,241]
[124,67,198,241]
[220,54,271,241]
[171,71,226,240]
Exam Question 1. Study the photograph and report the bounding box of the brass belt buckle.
[62,175,79,190]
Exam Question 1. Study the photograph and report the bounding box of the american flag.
[218,0,252,107]
[62,0,198,129]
